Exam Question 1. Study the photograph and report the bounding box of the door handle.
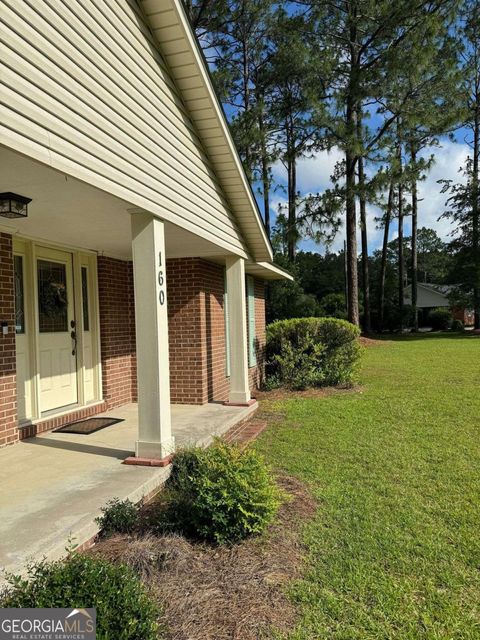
[71,329,77,356]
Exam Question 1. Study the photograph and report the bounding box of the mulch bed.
[88,474,316,640]
[255,385,362,402]
[358,335,390,347]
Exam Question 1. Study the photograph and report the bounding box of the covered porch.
[0,146,279,455]
[0,401,257,577]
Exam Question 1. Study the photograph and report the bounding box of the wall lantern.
[0,192,32,219]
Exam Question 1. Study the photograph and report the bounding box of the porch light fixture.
[0,192,32,219]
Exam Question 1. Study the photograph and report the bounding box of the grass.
[256,334,480,640]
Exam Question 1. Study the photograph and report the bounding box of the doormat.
[54,417,124,435]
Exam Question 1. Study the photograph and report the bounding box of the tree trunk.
[379,181,394,331]
[242,39,251,178]
[257,97,270,238]
[398,159,405,331]
[472,95,480,329]
[358,148,371,333]
[345,150,359,326]
[410,143,419,331]
[262,151,270,238]
[286,135,297,262]
[345,3,360,327]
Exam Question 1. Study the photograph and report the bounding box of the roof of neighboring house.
[139,0,273,264]
[404,283,456,299]
[419,283,455,296]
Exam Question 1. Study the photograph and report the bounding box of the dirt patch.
[88,475,316,640]
[358,335,389,347]
[255,384,362,402]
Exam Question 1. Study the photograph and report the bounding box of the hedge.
[265,317,362,390]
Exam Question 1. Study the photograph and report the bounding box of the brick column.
[0,233,17,447]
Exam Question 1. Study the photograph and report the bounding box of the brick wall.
[167,258,205,404]
[167,259,265,403]
[97,256,137,409]
[201,261,231,402]
[0,233,18,447]
[110,256,265,405]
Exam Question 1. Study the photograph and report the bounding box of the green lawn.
[256,334,480,640]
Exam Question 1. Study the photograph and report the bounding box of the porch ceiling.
[0,146,231,260]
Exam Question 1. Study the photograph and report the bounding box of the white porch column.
[131,212,174,459]
[225,256,251,405]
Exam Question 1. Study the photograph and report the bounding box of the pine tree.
[268,11,320,260]
[299,0,458,326]
[440,0,480,328]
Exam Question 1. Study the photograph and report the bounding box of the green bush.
[429,307,453,331]
[451,318,464,332]
[266,317,362,390]
[0,554,159,640]
[96,497,139,536]
[380,305,415,332]
[155,440,280,544]
[319,293,347,319]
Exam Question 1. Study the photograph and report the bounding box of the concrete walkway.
[0,402,257,578]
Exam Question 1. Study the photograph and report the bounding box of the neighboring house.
[404,283,474,326]
[0,0,291,457]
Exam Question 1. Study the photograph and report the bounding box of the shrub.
[429,307,453,331]
[0,554,159,640]
[381,305,415,332]
[451,318,464,332]
[155,440,280,544]
[96,497,139,536]
[266,317,361,390]
[319,293,347,319]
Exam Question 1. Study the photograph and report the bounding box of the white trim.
[225,256,251,404]
[17,400,105,429]
[12,236,103,421]
[245,261,294,281]
[73,252,86,407]
[223,268,231,378]
[246,275,256,367]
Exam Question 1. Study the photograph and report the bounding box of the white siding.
[0,0,249,257]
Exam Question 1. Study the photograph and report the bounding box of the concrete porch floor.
[0,402,257,578]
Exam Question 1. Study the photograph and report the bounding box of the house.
[404,283,474,326]
[0,0,291,459]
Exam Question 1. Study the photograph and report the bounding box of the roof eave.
[140,0,273,263]
[245,261,294,281]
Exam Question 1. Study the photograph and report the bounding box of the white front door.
[36,247,78,412]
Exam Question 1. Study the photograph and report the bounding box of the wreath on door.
[39,273,68,318]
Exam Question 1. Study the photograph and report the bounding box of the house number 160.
[158,251,165,306]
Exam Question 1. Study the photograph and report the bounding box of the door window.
[81,266,90,332]
[37,260,68,333]
[14,255,25,334]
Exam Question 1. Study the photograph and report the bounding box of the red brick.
[0,233,17,448]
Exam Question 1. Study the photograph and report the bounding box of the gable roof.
[418,283,455,297]
[405,283,456,300]
[139,0,273,263]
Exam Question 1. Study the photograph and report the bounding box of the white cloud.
[271,148,344,194]
[267,138,471,254]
